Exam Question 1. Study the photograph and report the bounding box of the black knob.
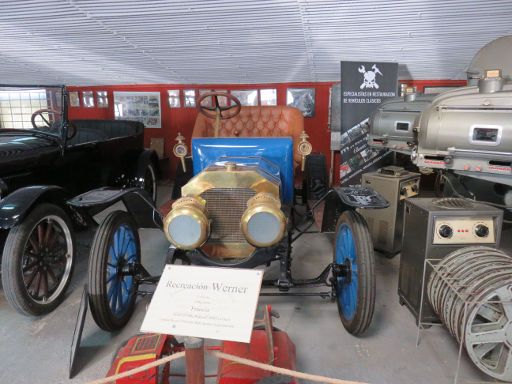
[439,225,453,238]
[475,224,489,238]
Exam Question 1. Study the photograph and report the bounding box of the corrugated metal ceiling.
[0,0,511,85]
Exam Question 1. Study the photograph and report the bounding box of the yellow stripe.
[115,353,156,375]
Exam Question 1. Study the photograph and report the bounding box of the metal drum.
[368,93,436,154]
[415,73,512,185]
[427,246,512,381]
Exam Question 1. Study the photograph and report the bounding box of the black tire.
[169,251,191,265]
[333,210,376,336]
[1,203,75,316]
[143,162,158,204]
[88,211,140,331]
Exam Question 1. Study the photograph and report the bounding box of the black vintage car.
[0,85,159,316]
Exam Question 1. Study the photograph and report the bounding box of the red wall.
[68,79,465,183]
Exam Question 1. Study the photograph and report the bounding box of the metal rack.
[416,254,512,383]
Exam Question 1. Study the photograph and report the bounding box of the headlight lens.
[241,193,286,247]
[163,196,209,250]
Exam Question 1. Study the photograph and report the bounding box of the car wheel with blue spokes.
[333,210,375,336]
[88,211,140,331]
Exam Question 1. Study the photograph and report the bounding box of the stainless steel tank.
[414,72,512,183]
[368,93,436,154]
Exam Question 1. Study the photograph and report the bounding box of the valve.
[173,132,188,173]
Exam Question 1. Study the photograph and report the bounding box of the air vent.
[433,198,475,209]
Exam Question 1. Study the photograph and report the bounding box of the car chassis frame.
[70,177,388,335]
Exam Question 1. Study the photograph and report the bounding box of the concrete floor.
[0,184,506,384]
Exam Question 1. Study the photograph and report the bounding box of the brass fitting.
[173,132,188,172]
[297,130,313,172]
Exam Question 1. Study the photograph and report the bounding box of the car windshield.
[0,86,64,137]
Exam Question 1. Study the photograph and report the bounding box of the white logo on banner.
[358,64,383,89]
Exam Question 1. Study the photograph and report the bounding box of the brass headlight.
[163,196,209,250]
[241,193,286,248]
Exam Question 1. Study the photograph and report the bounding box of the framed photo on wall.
[68,91,80,107]
[113,91,162,128]
[286,88,315,117]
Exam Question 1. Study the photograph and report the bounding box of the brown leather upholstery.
[192,106,304,166]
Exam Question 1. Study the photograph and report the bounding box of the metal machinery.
[367,37,512,206]
[105,306,297,384]
[360,166,420,255]
[427,247,512,382]
[398,197,503,324]
[71,92,389,338]
[368,93,436,154]
[414,70,512,187]
[365,36,512,382]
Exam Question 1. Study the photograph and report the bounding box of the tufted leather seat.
[192,106,304,166]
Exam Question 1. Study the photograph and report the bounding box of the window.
[0,89,48,129]
[82,91,94,108]
[199,89,213,108]
[260,89,277,106]
[184,89,196,108]
[167,90,180,108]
[395,122,410,131]
[214,90,229,107]
[231,90,258,106]
[96,91,108,108]
[470,125,501,146]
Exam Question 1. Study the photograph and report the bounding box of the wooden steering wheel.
[31,108,61,129]
[197,92,242,120]
[31,108,76,139]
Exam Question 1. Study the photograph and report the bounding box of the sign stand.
[185,337,205,384]
[338,60,398,185]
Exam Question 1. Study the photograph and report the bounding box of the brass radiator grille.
[200,187,255,243]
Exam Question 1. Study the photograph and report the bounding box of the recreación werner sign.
[141,265,263,343]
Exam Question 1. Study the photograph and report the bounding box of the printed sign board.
[141,265,263,343]
[339,61,398,185]
[113,91,161,128]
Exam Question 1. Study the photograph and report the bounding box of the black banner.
[339,61,398,185]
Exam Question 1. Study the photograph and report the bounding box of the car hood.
[0,133,59,174]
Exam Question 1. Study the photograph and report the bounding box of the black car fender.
[68,187,163,229]
[134,149,160,183]
[0,185,88,230]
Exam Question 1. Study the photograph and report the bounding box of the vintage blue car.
[73,92,387,335]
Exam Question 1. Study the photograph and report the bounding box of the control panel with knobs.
[433,217,495,244]
[399,179,420,200]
